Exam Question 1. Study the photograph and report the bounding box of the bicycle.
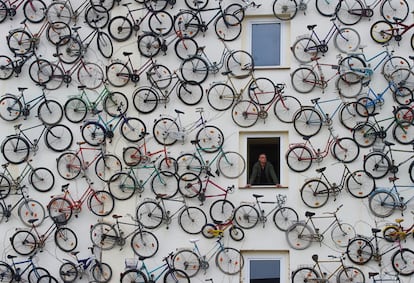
[0,253,50,283]
[233,193,299,231]
[273,0,340,21]
[382,211,414,242]
[9,214,78,255]
[285,204,356,249]
[152,107,224,151]
[120,252,190,283]
[291,17,361,63]
[0,86,63,125]
[299,164,376,209]
[1,122,73,164]
[172,236,244,277]
[335,0,409,26]
[224,0,261,23]
[47,181,115,223]
[56,142,122,181]
[63,84,128,123]
[291,253,365,282]
[58,247,112,283]
[369,272,401,283]
[368,176,414,218]
[106,53,172,89]
[201,213,244,241]
[370,18,414,50]
[0,0,46,23]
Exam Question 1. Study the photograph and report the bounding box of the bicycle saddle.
[307,25,317,30]
[388,176,399,182]
[221,70,232,76]
[310,97,320,104]
[76,141,86,145]
[77,85,86,90]
[316,167,326,173]
[7,255,17,259]
[17,87,27,92]
[310,56,321,61]
[384,140,395,146]
[112,214,123,219]
[213,220,223,224]
[197,46,206,51]
[409,55,414,60]
[305,211,315,217]
[189,238,199,243]
[371,228,381,234]
[368,272,379,278]
[302,136,311,141]
[174,109,184,114]
[253,194,263,199]
[71,26,82,31]
[70,251,80,256]
[395,218,404,223]
[190,139,199,144]
[28,219,38,224]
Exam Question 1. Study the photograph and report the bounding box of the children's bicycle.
[201,214,244,241]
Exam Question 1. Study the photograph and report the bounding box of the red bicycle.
[371,19,414,50]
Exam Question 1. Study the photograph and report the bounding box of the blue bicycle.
[0,253,49,282]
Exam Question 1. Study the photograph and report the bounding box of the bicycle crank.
[258,110,267,119]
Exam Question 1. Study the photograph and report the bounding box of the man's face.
[259,154,267,165]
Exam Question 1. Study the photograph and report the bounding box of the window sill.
[254,65,290,70]
[239,185,288,189]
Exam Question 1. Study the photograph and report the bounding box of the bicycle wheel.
[144,0,168,11]
[291,37,318,63]
[37,100,63,126]
[95,154,122,182]
[215,14,241,41]
[148,11,173,36]
[46,2,72,25]
[151,172,178,198]
[233,204,259,229]
[131,230,159,258]
[380,0,409,23]
[108,172,137,200]
[133,87,158,114]
[59,262,78,282]
[248,77,275,105]
[363,152,391,179]
[332,137,360,163]
[174,11,200,38]
[391,248,414,276]
[103,91,128,117]
[18,199,45,227]
[90,262,112,283]
[97,32,113,59]
[0,0,7,23]
[46,63,64,90]
[175,37,198,60]
[30,167,55,192]
[209,199,235,223]
[286,222,313,250]
[138,33,161,58]
[0,95,22,121]
[315,0,339,16]
[383,226,400,242]
[201,223,217,239]
[122,146,142,167]
[273,0,298,21]
[81,122,105,146]
[56,152,81,180]
[339,55,366,74]
[382,56,410,81]
[10,230,37,255]
[335,0,363,26]
[293,107,323,137]
[368,190,396,218]
[28,267,49,283]
[184,0,207,10]
[180,56,208,84]
[0,174,11,199]
[337,266,365,282]
[120,269,147,283]
[147,64,172,90]
[339,101,369,130]
[179,207,207,234]
[56,36,81,64]
[229,226,244,241]
[176,153,202,177]
[0,55,14,80]
[158,158,177,175]
[300,179,329,208]
[178,173,202,198]
[1,136,30,164]
[410,161,414,183]
[352,122,377,148]
[136,201,163,229]
[28,59,53,84]
[85,5,109,29]
[336,72,363,98]
[195,126,224,153]
[178,81,203,106]
[88,191,114,217]
[37,275,58,283]
[7,30,33,55]
[273,95,301,123]
[273,207,298,232]
[331,223,356,247]
[108,16,132,42]
[291,67,317,93]
[45,124,73,152]
[90,222,117,250]
[346,237,373,264]
[153,118,179,146]
[47,197,72,223]
[121,118,147,142]
[164,268,190,283]
[173,250,200,278]
[55,227,77,252]
[218,151,246,179]
[231,100,259,128]
[393,120,414,145]
[207,83,235,111]
[346,170,375,199]
[286,145,313,173]
[77,62,104,90]
[291,267,319,283]
[334,27,360,53]
[370,20,393,44]
[393,86,413,106]
[46,21,71,46]
[216,247,243,275]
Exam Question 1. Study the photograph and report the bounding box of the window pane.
[250,259,280,283]
[252,23,280,66]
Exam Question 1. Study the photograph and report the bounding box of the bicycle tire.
[410,161,414,183]
[293,107,323,137]
[201,223,216,238]
[0,174,11,199]
[30,167,55,192]
[332,137,360,163]
[55,227,77,252]
[136,200,163,229]
[273,95,302,123]
[174,36,198,60]
[56,152,81,180]
[148,11,173,35]
[214,14,242,41]
[56,36,82,64]
[77,62,104,90]
[218,151,246,179]
[380,0,409,23]
[286,222,314,250]
[352,121,377,148]
[172,250,200,278]
[97,31,113,59]
[273,207,299,232]
[229,226,244,241]
[173,10,200,38]
[382,56,410,82]
[0,202,4,223]
[231,100,259,128]
[215,247,244,275]
[286,145,313,172]
[178,172,202,198]
[120,269,147,283]
[144,0,168,11]
[335,0,363,26]
[88,191,115,217]
[107,62,130,87]
[18,199,45,226]
[103,91,128,117]
[90,222,117,250]
[334,27,360,53]
[91,262,112,283]
[393,86,413,105]
[0,95,22,121]
[336,71,363,98]
[158,156,179,175]
[46,2,72,25]
[132,87,158,114]
[233,204,259,229]
[248,77,275,105]
[47,197,73,223]
[331,223,356,247]
[137,33,161,58]
[184,0,207,10]
[393,120,414,145]
[180,56,209,84]
[179,206,207,234]
[45,124,73,152]
[209,199,235,223]
[85,5,109,29]
[0,55,14,80]
[147,64,172,90]
[1,135,30,164]
[95,154,122,182]
[339,55,366,74]
[120,117,147,142]
[108,172,137,200]
[130,230,159,258]
[339,101,368,130]
[291,37,318,63]
[7,30,33,55]
[368,190,396,218]
[178,81,203,106]
[46,63,64,90]
[346,170,375,199]
[122,146,142,166]
[28,266,49,283]
[59,262,78,282]
[300,179,329,208]
[315,0,339,16]
[37,275,58,283]
[391,248,414,276]
[207,82,235,111]
[346,236,373,264]
[10,230,37,255]
[176,153,202,177]
[383,226,400,242]
[153,118,179,146]
[0,0,7,23]
[195,125,224,153]
[225,3,245,23]
[108,16,133,42]
[363,152,391,179]
[337,266,365,282]
[273,0,298,21]
[46,21,71,46]
[291,67,317,93]
[28,59,53,84]
[37,99,63,126]
[81,121,106,146]
[151,172,179,199]
[370,20,393,44]
[292,267,319,283]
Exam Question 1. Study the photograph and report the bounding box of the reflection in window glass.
[251,23,281,67]
[249,259,281,283]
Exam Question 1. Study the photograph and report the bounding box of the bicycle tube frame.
[11,258,37,277]
[313,260,345,281]
[200,178,228,199]
[142,261,169,281]
[307,215,341,237]
[16,124,47,148]
[314,98,343,120]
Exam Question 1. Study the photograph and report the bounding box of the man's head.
[258,153,267,166]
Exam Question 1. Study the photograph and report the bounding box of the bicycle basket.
[52,213,68,226]
[125,258,139,269]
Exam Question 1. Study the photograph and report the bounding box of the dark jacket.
[249,162,279,185]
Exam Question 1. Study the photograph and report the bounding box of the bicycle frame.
[303,211,344,240]
[185,4,226,33]
[157,196,189,223]
[369,272,401,283]
[361,81,398,108]
[197,173,232,204]
[1,190,34,219]
[54,183,97,211]
[375,182,414,211]
[6,255,44,280]
[191,238,225,265]
[288,133,337,162]
[125,163,165,193]
[10,123,48,150]
[303,60,342,91]
[52,58,97,87]
[310,255,352,281]
[305,19,345,51]
[1,160,38,189]
[140,258,172,281]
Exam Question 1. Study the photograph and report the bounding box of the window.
[241,251,289,283]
